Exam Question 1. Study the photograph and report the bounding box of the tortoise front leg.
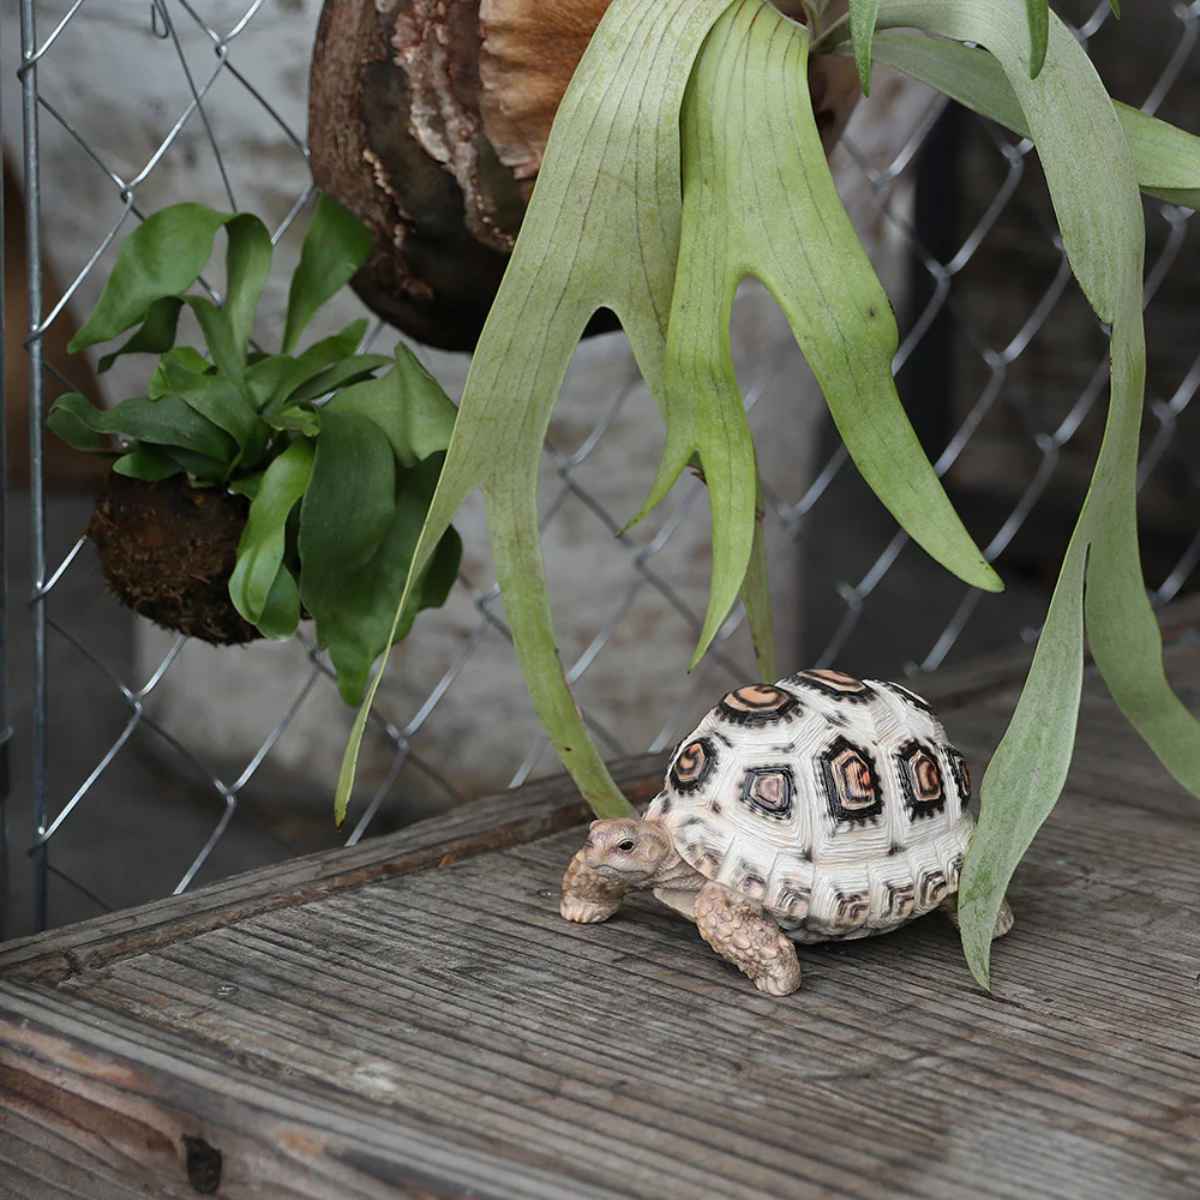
[560,851,628,923]
[939,892,1015,939]
[694,881,802,996]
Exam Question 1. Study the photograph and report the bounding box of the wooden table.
[3,620,1200,1199]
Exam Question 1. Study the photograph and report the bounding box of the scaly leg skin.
[694,881,802,996]
[940,892,1015,939]
[560,851,628,924]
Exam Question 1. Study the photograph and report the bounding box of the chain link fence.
[4,0,1197,936]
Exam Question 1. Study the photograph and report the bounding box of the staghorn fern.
[335,0,1200,988]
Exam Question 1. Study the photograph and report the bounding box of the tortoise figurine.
[561,670,1014,995]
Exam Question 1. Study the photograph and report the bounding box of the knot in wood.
[182,1135,223,1195]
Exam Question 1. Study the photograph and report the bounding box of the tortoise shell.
[645,670,974,944]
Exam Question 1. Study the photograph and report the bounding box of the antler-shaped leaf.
[849,0,882,93]
[1022,0,1048,79]
[857,30,1200,210]
[282,195,375,355]
[637,1,1000,669]
[69,205,234,352]
[334,0,739,825]
[858,0,1200,988]
[230,438,315,633]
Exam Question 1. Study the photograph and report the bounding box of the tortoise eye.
[617,839,636,852]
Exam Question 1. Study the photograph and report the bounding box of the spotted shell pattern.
[645,670,974,944]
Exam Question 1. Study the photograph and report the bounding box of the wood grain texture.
[2,630,1200,1198]
[0,754,666,985]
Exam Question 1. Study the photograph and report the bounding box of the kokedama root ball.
[88,474,260,646]
[308,0,860,351]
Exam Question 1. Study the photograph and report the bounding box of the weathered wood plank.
[0,1094,193,1199]
[3,614,1200,1199]
[9,719,1200,1196]
[0,983,624,1200]
[0,755,666,984]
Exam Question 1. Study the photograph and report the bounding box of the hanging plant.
[48,196,462,703]
[306,0,862,349]
[331,0,1200,989]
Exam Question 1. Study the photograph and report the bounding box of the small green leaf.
[266,406,321,437]
[325,348,457,467]
[229,471,264,500]
[112,445,182,481]
[299,408,397,608]
[120,393,238,461]
[230,439,314,626]
[282,195,374,355]
[287,354,393,406]
[185,295,245,386]
[149,347,210,399]
[97,297,183,374]
[303,453,460,708]
[223,214,273,361]
[70,203,232,352]
[249,319,370,415]
[47,393,110,452]
[156,353,261,454]
[52,390,237,465]
[163,446,229,483]
[256,564,302,640]
[1109,0,1120,17]
[245,356,302,413]
[1023,0,1048,78]
[849,0,881,94]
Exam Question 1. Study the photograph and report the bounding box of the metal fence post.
[0,94,9,940]
[19,0,49,932]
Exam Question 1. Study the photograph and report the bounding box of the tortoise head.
[581,818,673,885]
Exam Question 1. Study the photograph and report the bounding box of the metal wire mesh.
[0,125,10,942]
[9,0,1199,932]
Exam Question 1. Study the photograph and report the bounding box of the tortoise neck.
[645,827,704,890]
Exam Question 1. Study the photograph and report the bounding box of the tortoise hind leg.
[939,892,1015,939]
[694,881,802,996]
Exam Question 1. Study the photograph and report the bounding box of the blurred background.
[2,0,1197,938]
